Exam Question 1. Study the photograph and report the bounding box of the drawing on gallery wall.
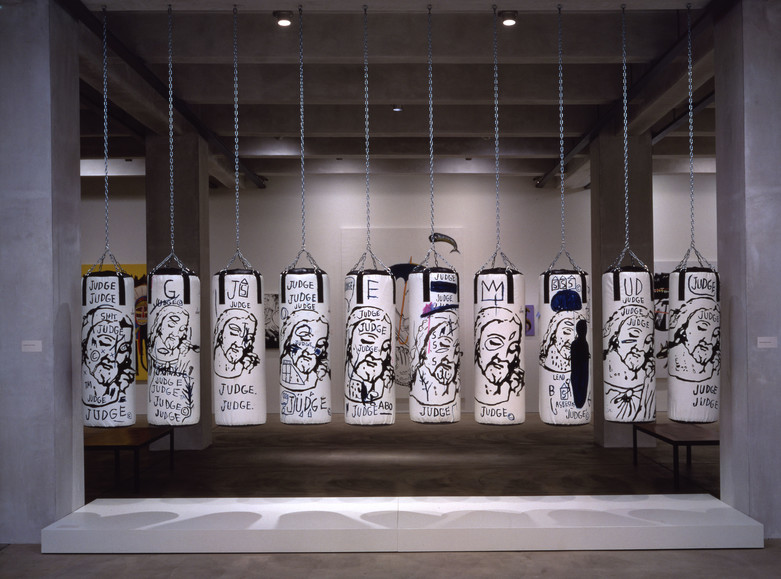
[263,293,280,349]
[429,232,460,254]
[213,308,260,379]
[667,296,720,381]
[525,305,535,336]
[345,306,394,405]
[410,308,461,406]
[474,306,523,405]
[82,305,135,407]
[602,304,656,422]
[280,309,330,391]
[390,261,417,390]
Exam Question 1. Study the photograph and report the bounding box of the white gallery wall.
[81,171,716,417]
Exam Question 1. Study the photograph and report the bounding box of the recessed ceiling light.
[392,104,403,112]
[499,10,517,27]
[273,11,294,27]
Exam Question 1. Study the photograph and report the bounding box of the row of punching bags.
[81,263,719,428]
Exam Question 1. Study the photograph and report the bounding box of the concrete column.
[146,134,213,450]
[590,125,654,447]
[0,0,82,542]
[715,0,781,538]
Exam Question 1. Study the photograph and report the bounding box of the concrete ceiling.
[72,0,718,190]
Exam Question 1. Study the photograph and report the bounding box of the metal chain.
[686,3,696,252]
[426,5,436,254]
[285,5,321,272]
[86,6,125,276]
[222,4,252,272]
[675,3,714,272]
[621,4,630,255]
[492,4,501,253]
[545,5,581,273]
[478,5,518,274]
[420,5,454,270]
[609,4,646,271]
[557,4,566,253]
[150,5,186,274]
[298,4,307,252]
[349,6,390,275]
[233,4,241,253]
[363,5,372,259]
[168,5,175,257]
[102,6,110,255]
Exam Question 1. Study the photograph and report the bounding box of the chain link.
[150,5,186,274]
[546,5,581,273]
[285,5,321,272]
[477,5,517,274]
[492,4,501,253]
[558,4,565,252]
[222,4,252,272]
[621,4,630,255]
[675,3,714,272]
[298,4,307,252]
[167,5,176,258]
[609,4,646,271]
[363,5,372,258]
[427,5,435,252]
[233,4,241,253]
[420,5,454,270]
[102,6,110,254]
[686,3,696,252]
[86,6,125,276]
[349,6,391,275]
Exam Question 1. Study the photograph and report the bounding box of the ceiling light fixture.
[273,10,294,27]
[392,104,403,112]
[499,10,517,27]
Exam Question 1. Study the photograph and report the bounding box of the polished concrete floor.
[83,413,720,501]
[4,413,778,578]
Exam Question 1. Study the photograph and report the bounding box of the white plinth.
[41,495,763,553]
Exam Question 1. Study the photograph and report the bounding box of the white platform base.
[42,495,763,553]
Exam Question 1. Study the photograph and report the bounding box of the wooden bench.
[633,421,719,489]
[84,423,174,492]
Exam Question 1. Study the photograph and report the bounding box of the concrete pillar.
[146,134,213,449]
[715,0,781,537]
[590,125,654,447]
[0,0,83,542]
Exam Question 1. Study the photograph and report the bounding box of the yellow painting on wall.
[81,263,148,381]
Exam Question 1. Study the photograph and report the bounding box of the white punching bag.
[147,269,201,426]
[538,270,591,426]
[344,269,396,425]
[473,268,525,425]
[279,268,332,424]
[408,267,461,423]
[212,269,266,426]
[667,267,720,423]
[602,267,655,423]
[81,271,136,427]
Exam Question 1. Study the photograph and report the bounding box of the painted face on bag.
[350,324,391,383]
[478,318,520,385]
[86,319,132,385]
[684,308,719,364]
[423,316,458,385]
[153,311,188,363]
[290,319,328,373]
[220,315,255,364]
[616,319,650,372]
